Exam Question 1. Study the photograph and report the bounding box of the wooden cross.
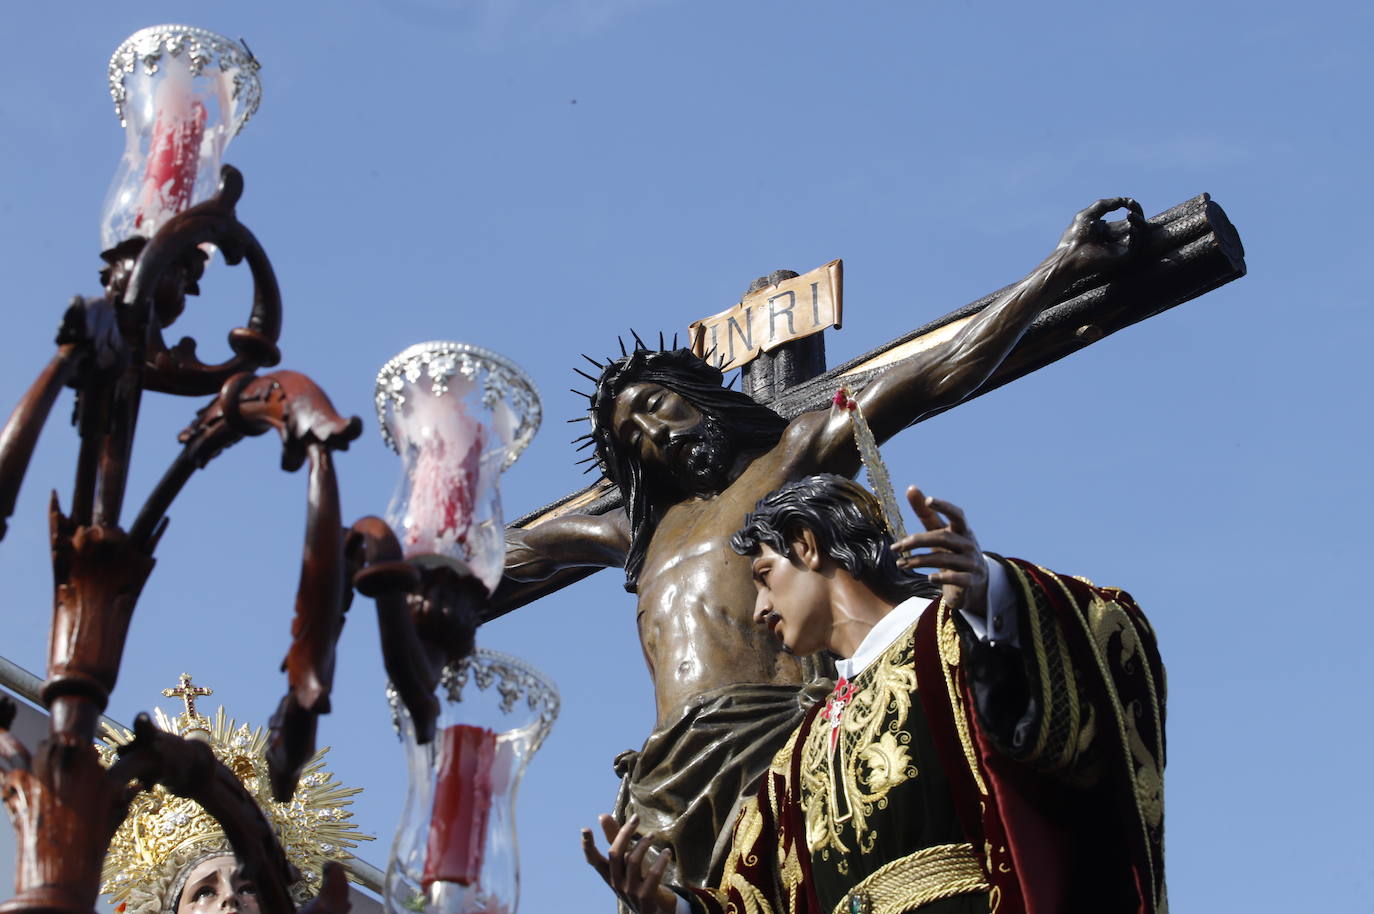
[492,194,1245,616]
[162,672,213,725]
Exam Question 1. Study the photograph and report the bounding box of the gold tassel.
[833,389,906,540]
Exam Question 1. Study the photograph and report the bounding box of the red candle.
[135,97,207,231]
[423,724,498,887]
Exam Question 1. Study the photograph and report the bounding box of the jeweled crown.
[99,674,371,914]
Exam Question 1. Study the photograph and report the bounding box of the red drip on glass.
[406,422,485,556]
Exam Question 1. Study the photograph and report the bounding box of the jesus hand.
[581,814,678,914]
[891,486,989,620]
[1052,197,1147,277]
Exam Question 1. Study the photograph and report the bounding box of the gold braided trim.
[1008,561,1080,770]
[936,603,988,795]
[830,842,989,914]
[1043,570,1164,893]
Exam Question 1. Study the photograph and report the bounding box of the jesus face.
[749,542,831,656]
[610,381,731,494]
[176,855,260,914]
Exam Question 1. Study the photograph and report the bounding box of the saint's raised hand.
[891,485,988,619]
[580,813,677,914]
[1054,197,1147,276]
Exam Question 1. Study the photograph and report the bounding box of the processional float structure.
[0,24,553,914]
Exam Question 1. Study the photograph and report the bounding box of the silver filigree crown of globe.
[373,341,542,469]
[385,648,561,743]
[108,24,263,133]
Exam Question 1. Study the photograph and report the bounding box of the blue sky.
[0,1,1370,911]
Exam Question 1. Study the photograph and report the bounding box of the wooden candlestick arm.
[0,165,364,913]
[130,166,285,397]
[0,345,82,542]
[45,497,158,717]
[229,373,360,800]
[127,369,363,801]
[0,286,137,543]
[348,517,489,748]
[0,728,131,914]
[349,518,441,746]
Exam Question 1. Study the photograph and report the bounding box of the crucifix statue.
[495,195,1244,888]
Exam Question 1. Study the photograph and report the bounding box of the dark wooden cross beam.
[491,194,1245,616]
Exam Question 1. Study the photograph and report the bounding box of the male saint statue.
[584,475,1166,914]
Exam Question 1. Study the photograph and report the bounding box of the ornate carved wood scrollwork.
[0,167,363,914]
[130,167,284,397]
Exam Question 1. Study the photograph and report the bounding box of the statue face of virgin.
[176,856,260,914]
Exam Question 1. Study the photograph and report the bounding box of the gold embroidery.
[1084,592,1165,829]
[727,873,776,914]
[779,841,803,911]
[1133,753,1164,828]
[800,623,920,862]
[827,843,989,914]
[937,605,989,795]
[1045,572,1165,891]
[722,797,775,914]
[859,731,912,794]
[982,839,1012,877]
[771,735,795,776]
[723,796,765,884]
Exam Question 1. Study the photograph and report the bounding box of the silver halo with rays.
[99,695,371,914]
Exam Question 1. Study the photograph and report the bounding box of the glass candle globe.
[101,25,262,250]
[374,342,541,596]
[386,649,559,914]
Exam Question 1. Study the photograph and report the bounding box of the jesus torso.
[633,429,822,726]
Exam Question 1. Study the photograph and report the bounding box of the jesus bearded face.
[610,381,734,497]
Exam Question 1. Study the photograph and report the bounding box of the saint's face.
[176,855,260,914]
[610,381,710,480]
[750,543,831,655]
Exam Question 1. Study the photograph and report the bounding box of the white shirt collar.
[833,594,933,681]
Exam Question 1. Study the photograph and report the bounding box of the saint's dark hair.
[730,474,938,604]
[587,346,789,592]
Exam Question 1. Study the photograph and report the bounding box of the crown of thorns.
[567,330,729,480]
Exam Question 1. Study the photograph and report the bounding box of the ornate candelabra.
[0,24,549,914]
[385,650,557,914]
[356,343,550,914]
